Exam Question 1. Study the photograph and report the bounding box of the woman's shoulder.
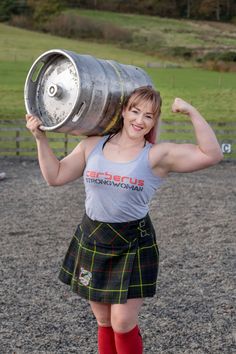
[83,135,107,160]
[149,141,176,156]
[84,135,105,145]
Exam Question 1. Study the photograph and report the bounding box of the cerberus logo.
[86,170,144,186]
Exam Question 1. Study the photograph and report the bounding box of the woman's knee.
[111,314,136,333]
[89,301,112,327]
[111,299,143,333]
[97,318,112,327]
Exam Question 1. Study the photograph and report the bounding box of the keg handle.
[30,61,46,83]
[72,102,86,123]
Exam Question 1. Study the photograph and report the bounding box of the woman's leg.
[90,298,144,354]
[89,301,117,354]
[89,301,111,327]
[111,298,144,354]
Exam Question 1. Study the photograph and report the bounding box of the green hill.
[0,22,158,65]
[0,22,160,120]
[65,9,236,59]
[0,13,235,122]
[0,12,235,158]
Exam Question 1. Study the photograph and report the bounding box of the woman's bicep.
[165,143,215,173]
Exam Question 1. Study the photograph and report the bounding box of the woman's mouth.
[132,124,143,132]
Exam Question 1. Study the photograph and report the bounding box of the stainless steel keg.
[24,49,153,135]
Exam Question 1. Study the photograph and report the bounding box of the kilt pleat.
[58,214,159,304]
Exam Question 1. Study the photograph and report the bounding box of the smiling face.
[122,101,155,140]
[121,87,162,142]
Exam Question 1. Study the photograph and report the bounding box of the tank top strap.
[102,134,114,149]
[87,135,109,161]
[88,136,153,165]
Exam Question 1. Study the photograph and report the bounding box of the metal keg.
[24,49,153,135]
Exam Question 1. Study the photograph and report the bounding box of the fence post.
[64,133,68,156]
[16,130,20,156]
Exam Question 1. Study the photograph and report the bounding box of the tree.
[0,0,28,21]
[27,0,64,23]
[198,0,234,20]
[153,0,179,17]
[186,0,192,17]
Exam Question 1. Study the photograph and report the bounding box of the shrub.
[167,46,193,59]
[203,51,236,63]
[130,31,165,53]
[202,60,236,72]
[9,15,33,30]
[43,12,133,44]
[101,23,132,43]
[43,13,103,39]
[203,51,220,61]
[218,51,236,62]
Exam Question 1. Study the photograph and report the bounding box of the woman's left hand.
[171,98,196,115]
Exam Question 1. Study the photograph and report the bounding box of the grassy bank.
[0,59,235,121]
[0,23,158,65]
[1,20,235,120]
[0,21,235,157]
[71,9,236,49]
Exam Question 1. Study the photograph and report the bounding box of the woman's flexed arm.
[166,98,223,172]
[26,114,86,186]
[150,98,223,175]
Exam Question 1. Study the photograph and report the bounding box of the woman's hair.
[123,86,161,119]
[111,86,162,144]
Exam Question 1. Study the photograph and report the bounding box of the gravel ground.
[0,158,235,354]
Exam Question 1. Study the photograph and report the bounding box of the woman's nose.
[135,114,144,124]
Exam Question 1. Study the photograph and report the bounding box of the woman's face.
[122,101,155,140]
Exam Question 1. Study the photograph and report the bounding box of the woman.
[26,86,223,354]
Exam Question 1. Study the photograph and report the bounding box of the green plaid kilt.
[59,213,159,304]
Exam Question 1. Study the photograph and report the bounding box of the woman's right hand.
[171,98,196,116]
[25,114,46,140]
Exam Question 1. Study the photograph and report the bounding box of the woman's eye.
[146,115,153,119]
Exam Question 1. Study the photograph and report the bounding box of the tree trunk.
[187,0,192,18]
[216,0,220,21]
[226,0,231,18]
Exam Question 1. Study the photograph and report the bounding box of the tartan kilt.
[58,213,159,304]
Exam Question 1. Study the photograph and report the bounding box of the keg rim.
[24,48,80,131]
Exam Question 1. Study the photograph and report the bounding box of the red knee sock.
[98,325,117,354]
[114,325,143,354]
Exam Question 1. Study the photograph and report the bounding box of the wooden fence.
[0,120,81,158]
[0,119,235,160]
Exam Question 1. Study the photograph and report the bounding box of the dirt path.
[0,158,235,354]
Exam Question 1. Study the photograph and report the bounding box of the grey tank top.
[83,135,164,222]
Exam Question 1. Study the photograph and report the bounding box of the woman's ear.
[121,107,126,117]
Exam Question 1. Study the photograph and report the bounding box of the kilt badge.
[79,267,92,286]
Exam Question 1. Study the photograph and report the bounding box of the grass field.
[0,22,163,120]
[0,23,159,64]
[1,61,235,121]
[0,17,235,158]
[0,23,236,120]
